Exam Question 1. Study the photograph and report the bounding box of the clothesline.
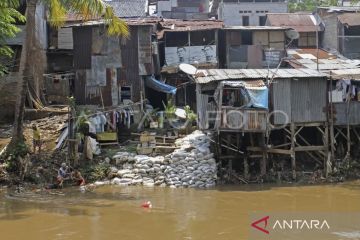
[69,99,146,121]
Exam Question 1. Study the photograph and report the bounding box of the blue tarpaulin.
[246,88,268,109]
[145,76,177,95]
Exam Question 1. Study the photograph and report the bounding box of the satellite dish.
[285,29,300,40]
[179,63,197,75]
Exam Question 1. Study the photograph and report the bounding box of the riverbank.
[1,116,360,189]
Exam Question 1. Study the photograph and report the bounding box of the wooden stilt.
[290,123,296,180]
[324,123,329,178]
[244,154,249,179]
[260,133,267,176]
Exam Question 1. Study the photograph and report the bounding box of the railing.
[220,106,268,132]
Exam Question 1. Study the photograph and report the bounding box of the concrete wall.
[219,2,288,26]
[320,13,339,52]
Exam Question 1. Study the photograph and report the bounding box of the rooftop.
[157,19,224,38]
[223,26,287,31]
[286,48,360,71]
[266,13,323,32]
[194,68,326,84]
[338,13,360,27]
[317,6,360,13]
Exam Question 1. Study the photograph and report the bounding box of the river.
[1,182,360,240]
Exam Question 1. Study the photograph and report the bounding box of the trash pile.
[104,131,217,188]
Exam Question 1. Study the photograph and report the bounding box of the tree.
[0,0,25,76]
[7,0,129,169]
[288,0,339,12]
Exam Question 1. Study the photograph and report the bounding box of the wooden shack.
[329,68,360,160]
[193,68,329,181]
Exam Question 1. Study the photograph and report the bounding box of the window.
[165,32,188,47]
[190,30,215,46]
[241,31,253,45]
[120,86,132,102]
[242,16,250,26]
[259,16,267,26]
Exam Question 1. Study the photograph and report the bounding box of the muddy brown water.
[1,182,360,240]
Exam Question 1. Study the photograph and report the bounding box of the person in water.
[71,168,85,186]
[32,125,42,153]
[57,163,70,188]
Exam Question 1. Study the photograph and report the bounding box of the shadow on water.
[0,185,144,221]
[213,182,342,192]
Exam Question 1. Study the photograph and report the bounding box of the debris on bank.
[97,131,217,188]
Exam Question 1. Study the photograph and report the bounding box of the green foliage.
[0,0,25,76]
[184,105,197,122]
[5,141,29,172]
[84,164,110,181]
[163,99,176,120]
[288,0,339,12]
[75,109,91,135]
[44,0,129,37]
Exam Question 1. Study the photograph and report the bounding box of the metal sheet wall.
[272,77,327,124]
[73,27,92,69]
[291,77,327,123]
[272,78,291,125]
[333,102,360,126]
[120,27,142,102]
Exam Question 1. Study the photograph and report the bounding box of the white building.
[218,0,288,26]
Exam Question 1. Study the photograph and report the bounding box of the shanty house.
[219,26,287,69]
[266,13,323,48]
[157,19,223,110]
[159,19,223,71]
[317,7,360,59]
[70,20,157,107]
[194,69,269,132]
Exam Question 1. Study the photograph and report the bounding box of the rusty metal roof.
[338,13,360,26]
[286,48,360,71]
[331,68,360,80]
[194,69,326,84]
[223,26,287,31]
[157,19,223,34]
[266,13,322,32]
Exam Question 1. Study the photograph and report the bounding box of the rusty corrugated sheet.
[194,68,326,84]
[157,19,223,38]
[120,27,142,102]
[73,27,92,69]
[266,13,323,32]
[286,48,360,70]
[338,13,360,26]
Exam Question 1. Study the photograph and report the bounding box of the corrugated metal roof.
[318,6,360,13]
[266,13,323,32]
[223,26,287,31]
[331,68,360,80]
[194,68,326,84]
[158,19,223,32]
[286,48,360,70]
[338,13,360,26]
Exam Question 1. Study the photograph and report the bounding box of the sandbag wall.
[108,131,217,188]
